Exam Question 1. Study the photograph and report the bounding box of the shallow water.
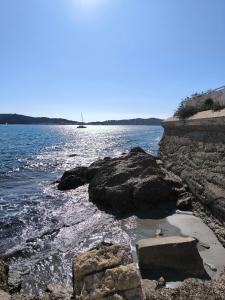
[0,125,165,293]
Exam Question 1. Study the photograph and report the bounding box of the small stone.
[204,262,217,272]
[155,229,163,237]
[157,277,166,288]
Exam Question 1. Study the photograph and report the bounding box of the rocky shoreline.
[1,147,225,299]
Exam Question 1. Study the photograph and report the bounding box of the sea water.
[0,125,164,293]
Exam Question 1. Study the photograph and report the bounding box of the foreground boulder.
[58,148,187,214]
[73,243,143,299]
[136,236,206,279]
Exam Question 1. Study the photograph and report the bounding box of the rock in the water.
[0,260,9,292]
[136,236,206,278]
[58,148,188,214]
[0,289,11,300]
[8,272,22,294]
[73,243,143,300]
[58,166,88,190]
[88,149,183,214]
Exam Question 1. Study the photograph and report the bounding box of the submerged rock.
[58,166,89,190]
[136,236,206,279]
[73,243,143,299]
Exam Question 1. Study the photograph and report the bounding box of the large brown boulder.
[136,236,206,279]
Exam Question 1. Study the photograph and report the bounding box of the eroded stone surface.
[73,243,133,278]
[159,119,225,245]
[73,243,143,300]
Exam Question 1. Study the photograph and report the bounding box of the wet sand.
[129,210,225,286]
[167,212,225,279]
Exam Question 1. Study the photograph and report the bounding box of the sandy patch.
[167,213,225,279]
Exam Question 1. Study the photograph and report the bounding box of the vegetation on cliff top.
[174,98,225,119]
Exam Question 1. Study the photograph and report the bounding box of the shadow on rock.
[57,147,192,217]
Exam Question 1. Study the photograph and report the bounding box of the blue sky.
[1,0,225,121]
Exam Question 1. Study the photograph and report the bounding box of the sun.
[75,0,103,9]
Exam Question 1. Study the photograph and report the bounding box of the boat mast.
[81,112,84,125]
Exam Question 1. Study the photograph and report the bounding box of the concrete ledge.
[136,236,206,278]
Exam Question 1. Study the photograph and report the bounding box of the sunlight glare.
[75,0,104,10]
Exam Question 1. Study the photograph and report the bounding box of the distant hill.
[88,118,162,125]
[0,114,162,126]
[0,114,79,125]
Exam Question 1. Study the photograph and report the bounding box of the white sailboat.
[77,112,87,128]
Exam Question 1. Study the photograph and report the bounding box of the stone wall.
[159,115,225,226]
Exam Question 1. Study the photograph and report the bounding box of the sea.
[0,124,164,294]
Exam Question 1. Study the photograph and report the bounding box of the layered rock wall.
[159,114,225,226]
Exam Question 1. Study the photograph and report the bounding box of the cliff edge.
[159,109,225,245]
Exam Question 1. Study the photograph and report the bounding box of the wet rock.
[0,259,9,292]
[199,242,210,249]
[45,283,73,299]
[58,167,88,190]
[68,154,78,157]
[176,195,192,210]
[73,243,143,299]
[0,289,11,300]
[88,148,184,214]
[136,236,206,278]
[8,271,22,294]
[204,262,217,272]
[58,148,187,214]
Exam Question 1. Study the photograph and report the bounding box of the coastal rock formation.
[136,236,206,278]
[159,112,225,245]
[73,243,143,299]
[58,147,187,214]
[0,259,9,292]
